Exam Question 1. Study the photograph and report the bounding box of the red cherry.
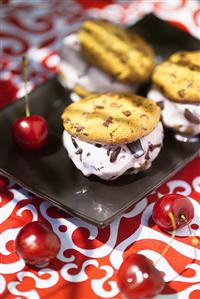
[13,115,48,150]
[117,254,165,299]
[152,194,194,232]
[15,221,61,266]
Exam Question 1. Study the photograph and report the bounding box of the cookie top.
[152,51,200,103]
[61,93,160,144]
[78,20,155,84]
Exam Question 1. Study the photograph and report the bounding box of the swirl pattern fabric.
[0,1,200,299]
[1,156,200,299]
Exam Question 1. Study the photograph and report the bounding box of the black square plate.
[0,15,199,227]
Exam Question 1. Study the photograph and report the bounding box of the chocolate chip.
[191,65,200,71]
[83,28,92,34]
[76,125,85,132]
[141,126,147,131]
[82,112,90,116]
[103,117,113,127]
[75,148,82,155]
[149,144,161,151]
[75,148,83,161]
[159,85,165,94]
[174,55,200,71]
[114,31,124,40]
[120,56,127,64]
[187,83,192,88]
[177,59,190,66]
[178,90,185,98]
[127,140,144,158]
[110,176,117,180]
[145,149,150,160]
[110,147,121,163]
[179,52,186,57]
[95,166,104,171]
[71,137,78,149]
[145,144,161,161]
[95,143,102,148]
[122,110,131,117]
[107,148,111,156]
[184,109,200,124]
[156,101,164,110]
[86,152,91,157]
[96,105,104,109]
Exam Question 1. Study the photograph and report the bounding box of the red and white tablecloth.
[0,1,200,299]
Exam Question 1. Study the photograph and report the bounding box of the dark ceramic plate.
[0,15,200,227]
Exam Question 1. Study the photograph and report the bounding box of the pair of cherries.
[117,194,195,299]
[15,194,194,299]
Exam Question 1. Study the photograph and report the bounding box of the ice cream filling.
[62,122,164,180]
[148,86,200,135]
[59,33,137,101]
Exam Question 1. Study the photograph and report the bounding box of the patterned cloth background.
[0,1,200,299]
[1,0,200,108]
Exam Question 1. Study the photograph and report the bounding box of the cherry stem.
[155,212,176,266]
[180,214,199,246]
[22,56,30,117]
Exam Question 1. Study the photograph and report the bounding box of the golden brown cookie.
[152,51,200,103]
[61,93,160,144]
[78,20,155,84]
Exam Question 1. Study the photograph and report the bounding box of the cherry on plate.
[13,115,48,150]
[15,221,61,267]
[12,56,48,151]
[117,253,165,299]
[152,194,194,232]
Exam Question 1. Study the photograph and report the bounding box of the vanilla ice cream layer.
[62,122,163,180]
[148,87,200,135]
[59,33,137,101]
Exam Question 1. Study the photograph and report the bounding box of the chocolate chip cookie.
[78,20,155,84]
[61,92,161,144]
[152,51,200,103]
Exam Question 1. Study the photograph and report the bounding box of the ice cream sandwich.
[59,20,155,101]
[61,93,163,180]
[148,51,200,136]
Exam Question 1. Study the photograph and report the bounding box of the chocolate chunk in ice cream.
[127,140,145,158]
